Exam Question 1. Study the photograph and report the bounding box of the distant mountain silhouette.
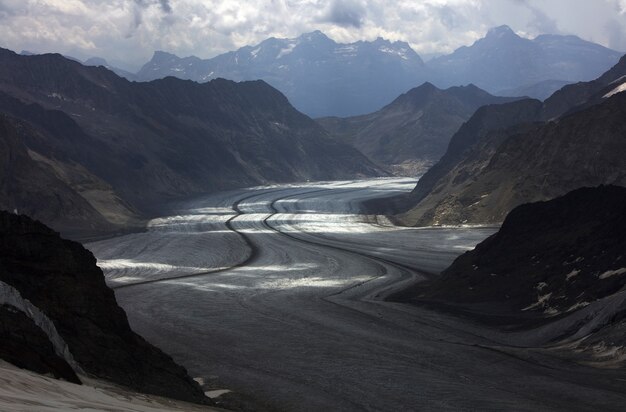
[135,27,621,118]
[497,79,573,101]
[430,25,622,93]
[83,57,137,81]
[318,82,519,174]
[136,31,429,118]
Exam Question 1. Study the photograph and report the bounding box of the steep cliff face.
[0,303,79,384]
[0,211,208,404]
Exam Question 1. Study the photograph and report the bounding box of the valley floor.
[88,178,626,411]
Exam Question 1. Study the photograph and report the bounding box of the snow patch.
[0,361,215,411]
[205,389,231,398]
[0,280,83,374]
[334,45,357,57]
[250,47,261,58]
[566,269,581,280]
[599,267,626,279]
[523,292,552,311]
[603,82,626,98]
[277,42,297,59]
[378,46,409,60]
[567,301,589,312]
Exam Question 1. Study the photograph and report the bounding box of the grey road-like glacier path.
[88,178,626,411]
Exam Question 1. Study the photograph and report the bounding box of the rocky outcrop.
[0,211,209,404]
[0,112,136,238]
[318,82,518,173]
[0,303,79,384]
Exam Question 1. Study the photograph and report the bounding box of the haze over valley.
[1,1,626,411]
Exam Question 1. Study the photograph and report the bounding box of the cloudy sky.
[1,0,625,70]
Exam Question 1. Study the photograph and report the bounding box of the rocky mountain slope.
[430,25,622,94]
[0,211,209,404]
[399,54,626,226]
[83,57,138,81]
[137,31,428,118]
[0,48,381,236]
[0,111,138,237]
[418,185,626,314]
[399,186,626,365]
[318,82,517,174]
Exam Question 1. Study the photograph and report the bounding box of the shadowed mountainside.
[318,82,519,174]
[0,211,209,404]
[394,186,626,366]
[398,54,626,226]
[0,48,383,236]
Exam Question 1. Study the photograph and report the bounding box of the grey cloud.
[510,0,559,34]
[322,0,366,28]
[605,19,626,51]
[129,0,173,35]
[134,0,172,13]
[431,5,465,30]
[1,0,625,70]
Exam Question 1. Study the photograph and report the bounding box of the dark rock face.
[542,54,626,120]
[0,211,208,404]
[0,48,382,236]
[400,54,626,226]
[422,186,626,318]
[318,82,519,172]
[0,304,80,384]
[405,98,544,208]
[0,113,128,237]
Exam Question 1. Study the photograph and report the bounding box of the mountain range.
[0,48,381,237]
[318,82,518,174]
[137,31,428,118]
[398,54,626,226]
[131,26,621,118]
[429,26,622,93]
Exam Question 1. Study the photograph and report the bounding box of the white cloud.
[0,0,624,70]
